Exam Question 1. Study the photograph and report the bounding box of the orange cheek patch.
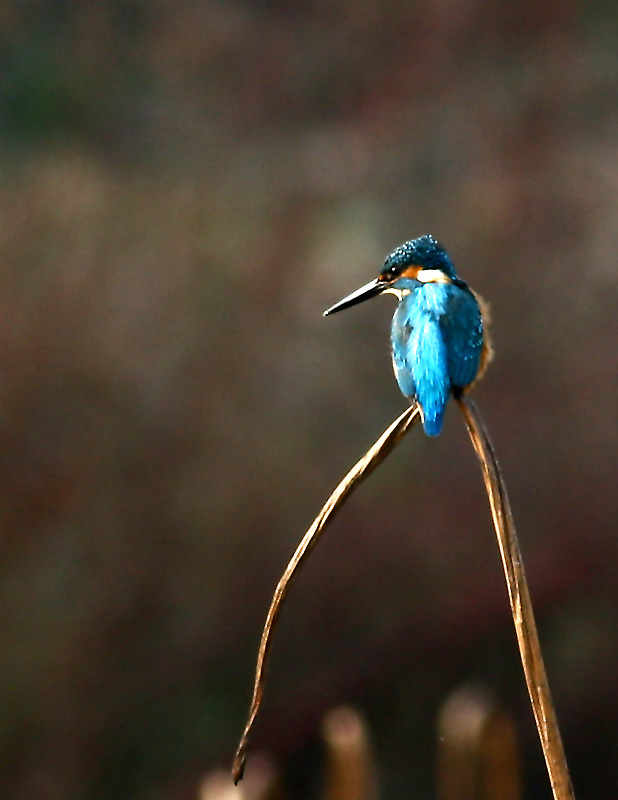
[401,265,422,280]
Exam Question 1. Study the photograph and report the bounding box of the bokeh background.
[1,1,617,798]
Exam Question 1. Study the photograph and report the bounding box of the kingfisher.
[324,235,492,436]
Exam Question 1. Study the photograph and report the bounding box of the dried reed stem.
[322,706,379,800]
[456,395,575,800]
[232,403,421,784]
[436,684,521,800]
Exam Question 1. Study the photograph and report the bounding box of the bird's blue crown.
[382,235,457,280]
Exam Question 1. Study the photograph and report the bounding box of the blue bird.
[324,235,492,436]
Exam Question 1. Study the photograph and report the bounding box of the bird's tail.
[420,406,446,436]
[414,319,449,436]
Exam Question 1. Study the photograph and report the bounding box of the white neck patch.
[416,269,452,284]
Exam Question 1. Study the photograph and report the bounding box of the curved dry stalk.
[456,395,575,800]
[232,403,421,784]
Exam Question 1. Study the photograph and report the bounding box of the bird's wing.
[439,286,484,391]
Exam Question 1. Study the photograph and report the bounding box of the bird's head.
[323,235,457,316]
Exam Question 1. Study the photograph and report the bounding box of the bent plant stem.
[457,395,575,800]
[232,403,421,784]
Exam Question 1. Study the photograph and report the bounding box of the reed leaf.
[232,404,420,783]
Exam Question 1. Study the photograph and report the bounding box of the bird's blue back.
[391,281,483,436]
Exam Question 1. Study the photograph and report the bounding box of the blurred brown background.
[0,1,617,798]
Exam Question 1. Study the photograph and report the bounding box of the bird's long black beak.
[323,278,389,316]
